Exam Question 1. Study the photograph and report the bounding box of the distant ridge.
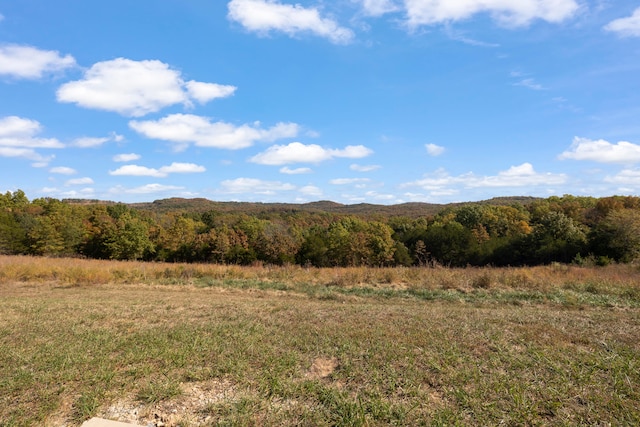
[63,196,541,218]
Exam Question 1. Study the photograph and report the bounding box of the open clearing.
[1,256,639,426]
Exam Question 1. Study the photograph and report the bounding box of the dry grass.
[0,255,639,426]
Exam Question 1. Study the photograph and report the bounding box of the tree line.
[1,190,639,267]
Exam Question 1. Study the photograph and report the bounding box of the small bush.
[472,273,493,289]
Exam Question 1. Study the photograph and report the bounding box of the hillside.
[119,196,541,217]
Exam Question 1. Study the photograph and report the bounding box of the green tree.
[529,211,587,264]
[590,209,640,263]
[103,212,154,260]
[0,211,27,254]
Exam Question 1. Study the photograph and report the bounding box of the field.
[1,255,639,426]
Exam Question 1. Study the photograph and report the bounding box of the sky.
[1,0,640,205]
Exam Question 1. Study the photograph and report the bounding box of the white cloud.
[72,137,110,148]
[280,166,313,174]
[219,177,296,195]
[299,185,323,197]
[111,132,125,143]
[513,78,546,90]
[65,177,94,186]
[250,142,373,165]
[57,58,234,117]
[0,44,75,79]
[402,163,566,191]
[359,0,399,16]
[472,163,565,187]
[604,7,640,37]
[365,190,398,202]
[443,25,500,47]
[109,184,186,195]
[0,13,4,22]
[130,114,299,150]
[159,162,206,174]
[109,162,206,177]
[184,81,237,104]
[109,165,165,178]
[0,116,61,164]
[0,147,53,163]
[425,143,445,156]
[403,0,579,28]
[559,137,640,163]
[0,116,64,148]
[350,164,381,172]
[113,153,141,162]
[42,187,96,198]
[604,169,640,185]
[50,166,77,175]
[330,178,371,185]
[228,0,354,44]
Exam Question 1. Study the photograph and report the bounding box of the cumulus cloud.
[0,147,53,163]
[109,162,206,177]
[402,0,580,28]
[0,44,75,79]
[219,177,296,195]
[160,162,206,174]
[280,166,312,174]
[65,177,94,186]
[57,58,235,117]
[0,116,64,148]
[109,184,186,195]
[604,169,640,185]
[228,0,354,44]
[402,163,566,191]
[109,165,165,178]
[184,81,237,104]
[113,153,141,162]
[559,137,640,163]
[604,7,640,37]
[42,187,96,198]
[365,190,398,202]
[50,166,77,175]
[130,114,299,150]
[250,142,372,165]
[299,185,323,197]
[425,143,445,156]
[350,164,381,172]
[0,116,61,165]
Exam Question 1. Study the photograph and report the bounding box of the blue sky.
[1,0,640,204]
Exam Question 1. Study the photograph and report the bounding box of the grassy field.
[1,255,639,426]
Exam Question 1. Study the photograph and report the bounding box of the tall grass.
[1,255,638,306]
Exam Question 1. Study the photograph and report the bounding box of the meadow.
[1,255,639,426]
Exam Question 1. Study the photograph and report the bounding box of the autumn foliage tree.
[0,190,639,267]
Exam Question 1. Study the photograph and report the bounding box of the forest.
[1,190,639,267]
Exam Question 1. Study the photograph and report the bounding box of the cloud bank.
[130,114,299,150]
[250,142,372,165]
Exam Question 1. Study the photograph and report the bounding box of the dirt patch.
[98,379,237,427]
[305,357,339,380]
